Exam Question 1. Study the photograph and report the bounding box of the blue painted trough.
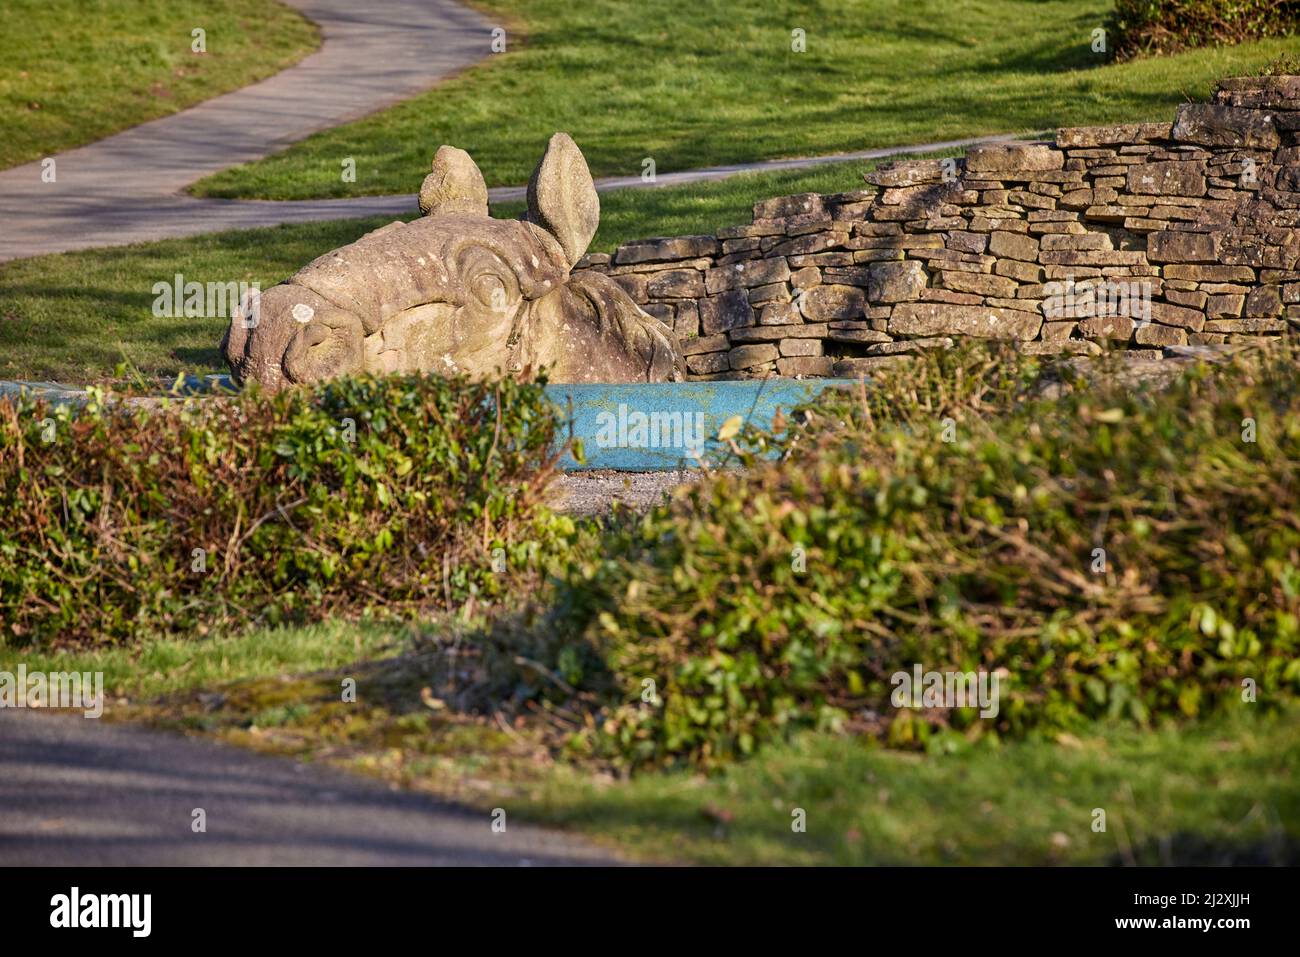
[0,376,859,472]
[546,379,856,471]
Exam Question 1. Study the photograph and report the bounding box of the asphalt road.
[0,709,617,866]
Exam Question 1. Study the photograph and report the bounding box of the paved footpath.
[0,0,1019,263]
[0,709,617,865]
[0,0,494,262]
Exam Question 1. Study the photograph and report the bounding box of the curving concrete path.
[0,0,1023,264]
[0,0,495,262]
[0,709,617,865]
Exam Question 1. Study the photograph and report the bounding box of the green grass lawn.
[0,0,319,170]
[192,0,1300,200]
[5,621,404,702]
[528,717,1299,865]
[3,623,1292,865]
[0,156,899,383]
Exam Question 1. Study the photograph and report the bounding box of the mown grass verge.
[191,0,1300,200]
[0,0,319,170]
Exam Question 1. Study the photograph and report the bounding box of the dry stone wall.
[574,75,1300,379]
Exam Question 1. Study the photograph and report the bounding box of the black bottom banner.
[0,865,1291,943]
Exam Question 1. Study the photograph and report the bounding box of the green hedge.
[1107,0,1300,60]
[541,345,1300,766]
[0,374,566,647]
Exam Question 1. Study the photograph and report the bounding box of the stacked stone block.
[574,75,1300,379]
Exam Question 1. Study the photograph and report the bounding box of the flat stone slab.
[547,469,703,513]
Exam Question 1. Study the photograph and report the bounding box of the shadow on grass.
[1115,833,1300,866]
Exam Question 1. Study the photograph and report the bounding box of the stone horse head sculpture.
[222,134,683,390]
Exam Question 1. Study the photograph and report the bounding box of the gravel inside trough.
[547,469,705,514]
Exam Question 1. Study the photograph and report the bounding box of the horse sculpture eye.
[471,273,509,311]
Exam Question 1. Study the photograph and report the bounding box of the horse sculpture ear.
[525,132,599,267]
[419,145,490,217]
